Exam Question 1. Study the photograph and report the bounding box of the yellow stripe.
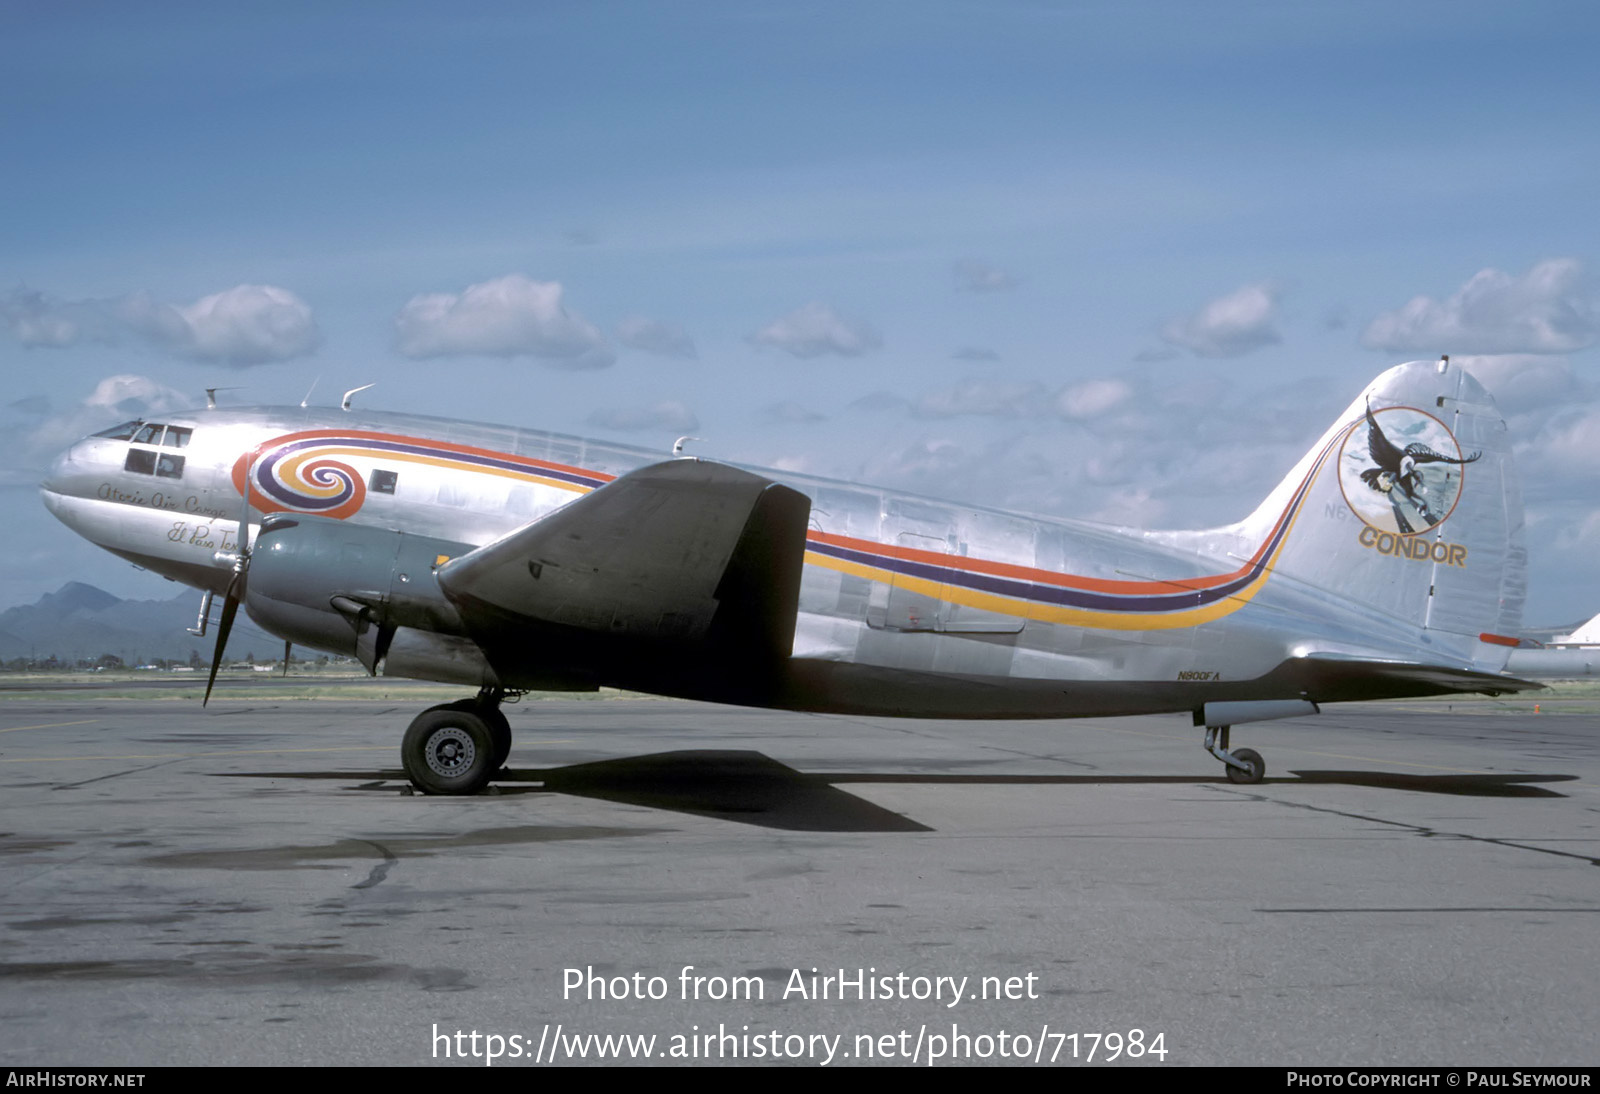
[283,445,595,494]
[801,476,1316,632]
[808,553,1266,630]
[800,435,1329,633]
[0,719,98,735]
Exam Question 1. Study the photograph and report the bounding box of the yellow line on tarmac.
[0,719,98,734]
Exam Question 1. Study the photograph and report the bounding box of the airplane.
[1550,611,1600,647]
[40,356,1547,795]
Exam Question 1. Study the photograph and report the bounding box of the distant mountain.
[39,581,121,615]
[0,582,292,664]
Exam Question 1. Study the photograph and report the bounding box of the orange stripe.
[249,429,616,484]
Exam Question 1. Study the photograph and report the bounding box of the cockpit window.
[107,422,192,448]
[123,448,186,479]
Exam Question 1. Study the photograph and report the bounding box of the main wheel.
[402,707,497,795]
[1224,747,1265,785]
[484,708,511,771]
[444,699,512,770]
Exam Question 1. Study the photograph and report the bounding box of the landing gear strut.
[401,688,514,795]
[1203,724,1265,784]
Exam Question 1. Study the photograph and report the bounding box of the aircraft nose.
[41,443,78,496]
[39,438,95,516]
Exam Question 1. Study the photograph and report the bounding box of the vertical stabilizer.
[1234,359,1526,664]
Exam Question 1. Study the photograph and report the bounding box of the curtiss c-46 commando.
[41,357,1541,794]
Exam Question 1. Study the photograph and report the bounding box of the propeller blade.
[282,640,291,677]
[203,578,240,707]
[204,449,256,707]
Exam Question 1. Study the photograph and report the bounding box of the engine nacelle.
[244,514,497,686]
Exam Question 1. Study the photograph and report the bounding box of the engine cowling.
[244,514,497,686]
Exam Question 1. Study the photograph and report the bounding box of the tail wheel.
[402,707,497,795]
[1224,747,1265,785]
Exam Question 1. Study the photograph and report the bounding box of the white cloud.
[616,316,697,359]
[750,302,881,359]
[1535,406,1600,477]
[1086,487,1169,528]
[119,284,319,366]
[1055,378,1134,420]
[860,438,970,489]
[1553,508,1600,553]
[1363,259,1597,355]
[914,378,1046,419]
[82,374,193,417]
[1161,283,1282,358]
[1,290,108,347]
[1453,355,1584,415]
[395,274,614,367]
[19,375,194,464]
[3,284,317,365]
[953,259,1020,293]
[586,400,699,433]
[765,401,826,424]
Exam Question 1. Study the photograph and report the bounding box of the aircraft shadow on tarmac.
[228,749,1579,832]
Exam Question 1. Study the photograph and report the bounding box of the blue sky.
[3,1,1598,623]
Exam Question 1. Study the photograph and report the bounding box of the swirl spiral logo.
[232,438,368,520]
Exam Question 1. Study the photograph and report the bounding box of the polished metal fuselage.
[40,360,1525,718]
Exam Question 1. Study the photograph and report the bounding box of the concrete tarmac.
[0,691,1595,1067]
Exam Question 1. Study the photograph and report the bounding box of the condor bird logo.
[1337,402,1479,535]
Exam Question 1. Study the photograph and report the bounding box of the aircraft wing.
[436,459,811,692]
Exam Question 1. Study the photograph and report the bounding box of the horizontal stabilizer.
[1290,653,1542,698]
[436,459,811,685]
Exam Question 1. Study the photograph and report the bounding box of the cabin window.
[94,421,142,440]
[132,423,162,445]
[155,453,185,479]
[370,469,398,494]
[124,449,157,475]
[165,426,192,448]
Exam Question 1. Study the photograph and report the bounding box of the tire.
[485,709,511,771]
[402,707,497,795]
[443,698,511,770]
[1225,747,1265,785]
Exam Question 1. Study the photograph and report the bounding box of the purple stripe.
[253,435,610,504]
[812,439,1330,615]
